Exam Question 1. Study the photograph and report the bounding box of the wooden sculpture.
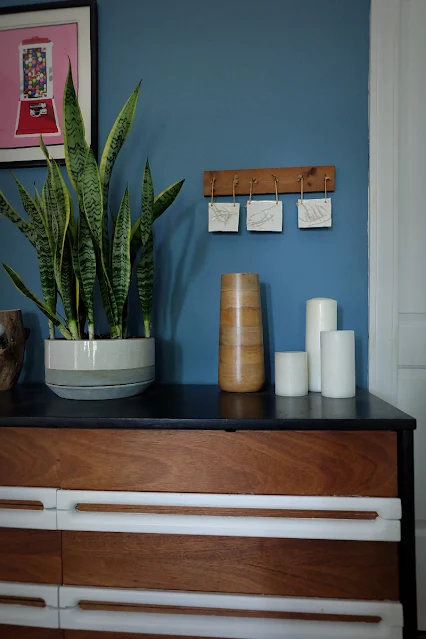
[0,310,29,391]
[218,273,265,392]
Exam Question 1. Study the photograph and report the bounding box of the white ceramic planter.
[45,338,155,400]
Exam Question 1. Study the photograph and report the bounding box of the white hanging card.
[246,201,283,232]
[298,198,332,228]
[208,203,240,232]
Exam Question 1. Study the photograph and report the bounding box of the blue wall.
[0,0,370,386]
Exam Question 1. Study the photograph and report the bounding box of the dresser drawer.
[0,530,61,584]
[58,586,402,638]
[0,429,59,487]
[62,531,398,600]
[58,430,397,496]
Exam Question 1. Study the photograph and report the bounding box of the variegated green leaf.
[34,185,46,223]
[140,160,154,246]
[137,238,154,338]
[13,177,56,316]
[82,147,103,247]
[50,161,71,271]
[39,135,50,161]
[112,186,131,329]
[2,263,72,339]
[78,213,96,339]
[63,63,89,195]
[58,238,78,338]
[99,81,141,219]
[99,82,140,266]
[153,179,184,221]
[0,190,35,247]
[130,178,184,245]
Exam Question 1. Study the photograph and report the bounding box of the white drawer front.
[0,487,57,530]
[57,490,401,541]
[0,581,59,628]
[59,585,403,638]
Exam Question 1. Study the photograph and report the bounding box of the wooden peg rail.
[204,166,335,197]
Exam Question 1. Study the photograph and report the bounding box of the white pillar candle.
[320,330,356,398]
[305,298,337,392]
[275,352,308,397]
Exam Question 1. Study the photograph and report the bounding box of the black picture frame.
[0,0,98,169]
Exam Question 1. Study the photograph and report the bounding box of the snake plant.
[1,64,184,340]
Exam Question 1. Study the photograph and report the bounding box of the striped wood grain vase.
[218,273,265,392]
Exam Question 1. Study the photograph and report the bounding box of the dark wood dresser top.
[0,384,415,430]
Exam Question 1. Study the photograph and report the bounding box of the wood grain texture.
[77,504,378,519]
[0,628,62,639]
[58,429,397,496]
[0,596,44,607]
[219,273,264,393]
[0,501,43,510]
[0,428,59,487]
[0,309,28,391]
[62,532,399,601]
[79,602,381,623]
[0,529,61,584]
[204,166,336,196]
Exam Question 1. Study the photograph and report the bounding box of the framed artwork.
[0,0,98,168]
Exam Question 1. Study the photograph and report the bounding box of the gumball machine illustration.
[15,37,60,137]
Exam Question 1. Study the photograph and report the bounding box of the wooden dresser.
[0,385,417,639]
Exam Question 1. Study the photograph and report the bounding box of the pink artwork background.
[0,23,78,149]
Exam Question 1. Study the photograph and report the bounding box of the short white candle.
[305,298,337,392]
[320,330,356,398]
[275,352,308,397]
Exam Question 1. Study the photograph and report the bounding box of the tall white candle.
[275,352,308,397]
[320,330,356,398]
[305,298,337,392]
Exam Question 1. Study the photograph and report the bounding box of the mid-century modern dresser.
[0,385,417,639]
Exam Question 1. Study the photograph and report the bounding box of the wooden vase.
[218,273,265,393]
[0,310,29,391]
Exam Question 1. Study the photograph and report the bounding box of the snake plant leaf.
[57,238,79,339]
[140,160,154,246]
[0,190,35,247]
[99,81,141,268]
[82,147,103,247]
[130,179,184,245]
[112,185,131,329]
[2,263,72,340]
[50,161,71,271]
[34,185,47,223]
[13,177,56,317]
[63,63,89,195]
[153,179,185,221]
[99,81,141,220]
[78,213,96,339]
[39,135,50,161]
[81,147,119,333]
[137,237,154,338]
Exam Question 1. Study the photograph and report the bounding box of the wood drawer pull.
[0,500,44,511]
[0,487,57,530]
[79,600,382,623]
[57,491,401,541]
[0,581,59,629]
[0,596,45,608]
[76,504,379,520]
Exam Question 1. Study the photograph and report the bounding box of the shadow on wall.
[21,312,43,383]
[155,203,208,382]
[261,282,274,385]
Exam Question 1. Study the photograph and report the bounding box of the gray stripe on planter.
[45,366,155,387]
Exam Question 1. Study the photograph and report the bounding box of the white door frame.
[368,0,401,403]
